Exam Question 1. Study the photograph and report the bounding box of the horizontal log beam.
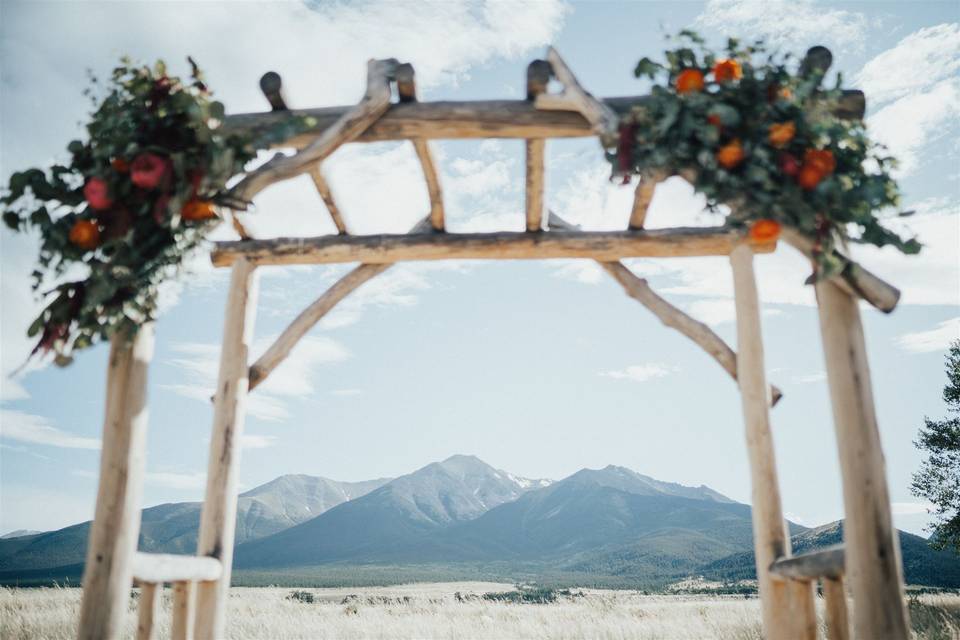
[131,552,223,584]
[211,227,770,267]
[769,545,845,581]
[222,92,865,148]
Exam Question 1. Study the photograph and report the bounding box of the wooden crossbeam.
[397,63,445,231]
[769,545,845,581]
[131,552,222,583]
[211,227,769,267]
[248,217,432,393]
[548,212,782,406]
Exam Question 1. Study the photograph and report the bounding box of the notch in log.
[396,63,417,103]
[259,72,288,111]
[526,59,552,101]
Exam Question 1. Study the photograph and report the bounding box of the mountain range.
[2,455,958,588]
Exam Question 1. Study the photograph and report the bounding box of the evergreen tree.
[912,339,960,552]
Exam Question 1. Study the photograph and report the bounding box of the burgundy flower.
[130,153,169,190]
[83,177,113,210]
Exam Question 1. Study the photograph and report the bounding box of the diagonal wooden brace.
[534,47,619,146]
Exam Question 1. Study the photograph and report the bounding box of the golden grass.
[1,583,957,639]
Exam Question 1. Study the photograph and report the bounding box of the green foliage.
[286,589,315,603]
[482,585,582,604]
[1,58,312,363]
[912,341,960,553]
[614,32,920,277]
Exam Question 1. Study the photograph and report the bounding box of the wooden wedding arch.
[76,48,909,640]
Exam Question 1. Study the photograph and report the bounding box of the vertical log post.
[730,245,816,640]
[193,259,259,639]
[815,279,910,639]
[823,577,851,640]
[171,581,195,640]
[77,324,155,640]
[136,583,161,640]
[525,60,550,233]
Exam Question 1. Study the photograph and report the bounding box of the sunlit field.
[2,583,959,639]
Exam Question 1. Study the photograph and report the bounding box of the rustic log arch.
[77,47,908,640]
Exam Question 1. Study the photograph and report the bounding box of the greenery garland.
[2,59,311,365]
[612,32,920,275]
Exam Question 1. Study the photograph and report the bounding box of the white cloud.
[896,318,960,354]
[695,0,868,53]
[855,24,960,105]
[0,410,100,450]
[145,471,207,491]
[891,501,934,516]
[241,434,277,449]
[793,372,826,384]
[162,335,350,421]
[552,261,605,285]
[599,363,678,383]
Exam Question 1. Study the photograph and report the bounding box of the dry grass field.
[2,582,959,639]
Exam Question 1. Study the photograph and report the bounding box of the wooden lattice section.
[77,49,909,640]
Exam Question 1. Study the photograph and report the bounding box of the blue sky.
[1,1,958,539]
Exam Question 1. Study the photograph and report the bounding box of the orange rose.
[713,59,742,83]
[675,69,705,94]
[768,121,795,148]
[797,165,824,190]
[749,219,782,244]
[716,140,745,170]
[69,219,100,250]
[181,199,217,221]
[804,149,836,175]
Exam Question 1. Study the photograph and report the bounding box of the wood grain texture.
[769,545,845,580]
[131,552,222,583]
[412,139,445,231]
[525,139,545,232]
[171,581,195,640]
[731,245,817,640]
[628,172,665,230]
[823,577,851,640]
[221,91,866,147]
[136,583,160,640]
[308,167,348,234]
[77,325,155,640]
[816,279,910,639]
[211,227,771,267]
[194,259,259,640]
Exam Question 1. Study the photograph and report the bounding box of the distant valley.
[2,455,957,589]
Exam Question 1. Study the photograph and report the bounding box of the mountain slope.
[235,455,546,567]
[0,474,389,572]
[702,520,960,587]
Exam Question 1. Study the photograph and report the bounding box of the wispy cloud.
[599,363,678,383]
[793,372,826,384]
[896,318,960,354]
[162,335,350,421]
[891,501,934,516]
[0,410,99,450]
[241,434,277,449]
[695,0,868,53]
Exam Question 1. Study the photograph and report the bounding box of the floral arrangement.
[2,59,308,364]
[613,32,920,275]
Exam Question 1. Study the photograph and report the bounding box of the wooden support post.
[193,259,259,639]
[823,577,851,640]
[171,581,195,640]
[136,583,160,640]
[396,63,445,232]
[730,245,816,640]
[525,60,549,233]
[77,324,154,640]
[628,172,663,230]
[815,279,910,639]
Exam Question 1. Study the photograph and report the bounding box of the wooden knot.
[259,72,287,111]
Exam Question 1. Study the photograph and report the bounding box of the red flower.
[797,165,823,190]
[778,153,800,177]
[130,153,169,190]
[83,178,112,211]
[707,114,723,129]
[181,199,217,221]
[803,149,836,176]
[111,158,129,173]
[69,219,100,250]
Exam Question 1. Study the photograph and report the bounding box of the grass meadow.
[2,582,959,639]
